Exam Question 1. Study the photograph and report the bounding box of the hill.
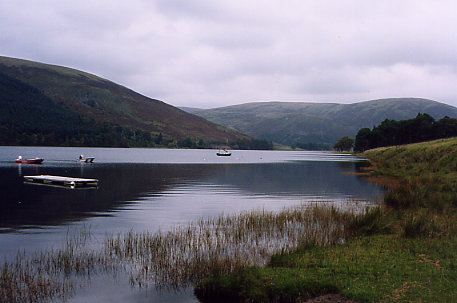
[184,99,457,148]
[363,137,457,179]
[0,56,250,147]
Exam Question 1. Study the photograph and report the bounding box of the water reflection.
[0,163,199,229]
[0,147,383,303]
[208,162,375,197]
[0,161,381,231]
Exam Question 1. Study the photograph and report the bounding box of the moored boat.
[15,156,44,164]
[78,155,95,163]
[216,149,231,156]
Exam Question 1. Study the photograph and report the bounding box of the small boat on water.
[79,155,95,163]
[216,149,232,156]
[15,156,44,164]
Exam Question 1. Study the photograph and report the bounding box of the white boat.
[216,149,231,156]
[78,155,95,163]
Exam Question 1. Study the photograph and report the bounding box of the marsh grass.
[105,203,367,288]
[0,226,114,303]
[1,201,373,302]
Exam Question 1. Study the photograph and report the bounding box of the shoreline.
[195,138,457,303]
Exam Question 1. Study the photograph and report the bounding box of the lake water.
[0,146,383,302]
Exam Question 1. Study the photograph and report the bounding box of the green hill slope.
[363,137,457,179]
[185,99,457,148]
[0,56,250,147]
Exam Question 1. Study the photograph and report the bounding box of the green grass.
[196,235,457,303]
[363,137,457,179]
[195,266,339,303]
[364,138,457,211]
[196,137,457,303]
[270,235,457,302]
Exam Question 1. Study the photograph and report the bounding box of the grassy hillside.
[185,99,457,148]
[363,137,457,178]
[0,56,250,147]
[0,71,107,146]
[195,138,457,302]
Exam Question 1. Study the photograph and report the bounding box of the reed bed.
[0,227,114,303]
[105,203,364,288]
[1,202,369,302]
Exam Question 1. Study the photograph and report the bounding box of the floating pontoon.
[23,175,98,188]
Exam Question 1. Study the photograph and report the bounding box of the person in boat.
[79,155,83,160]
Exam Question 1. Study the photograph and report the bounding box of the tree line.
[176,137,273,150]
[0,119,274,150]
[352,113,457,152]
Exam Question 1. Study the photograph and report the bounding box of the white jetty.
[24,175,98,188]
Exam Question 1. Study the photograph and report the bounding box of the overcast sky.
[1,0,456,108]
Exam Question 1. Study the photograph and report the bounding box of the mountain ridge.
[0,56,250,147]
[184,98,457,148]
[3,56,455,149]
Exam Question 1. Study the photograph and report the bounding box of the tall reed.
[0,226,111,303]
[105,202,365,288]
[1,202,370,302]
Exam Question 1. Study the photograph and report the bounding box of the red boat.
[15,157,44,164]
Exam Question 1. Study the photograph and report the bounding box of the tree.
[410,113,435,143]
[155,133,163,145]
[333,136,354,152]
[435,116,457,138]
[177,137,194,148]
[354,128,372,152]
[353,113,457,152]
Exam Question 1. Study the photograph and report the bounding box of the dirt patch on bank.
[344,160,400,189]
[304,294,358,303]
[363,175,400,188]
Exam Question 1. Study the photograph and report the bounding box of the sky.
[1,0,456,109]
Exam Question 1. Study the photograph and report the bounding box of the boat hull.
[79,157,95,163]
[15,158,44,164]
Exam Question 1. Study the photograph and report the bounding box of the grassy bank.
[195,137,457,303]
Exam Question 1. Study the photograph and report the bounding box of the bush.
[347,207,393,237]
[195,267,339,303]
[401,213,438,238]
[333,136,354,152]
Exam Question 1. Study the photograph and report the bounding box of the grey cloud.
[1,0,456,108]
[154,0,227,21]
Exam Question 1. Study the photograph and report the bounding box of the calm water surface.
[0,146,382,302]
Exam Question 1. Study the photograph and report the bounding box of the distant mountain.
[0,56,250,147]
[184,98,457,148]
